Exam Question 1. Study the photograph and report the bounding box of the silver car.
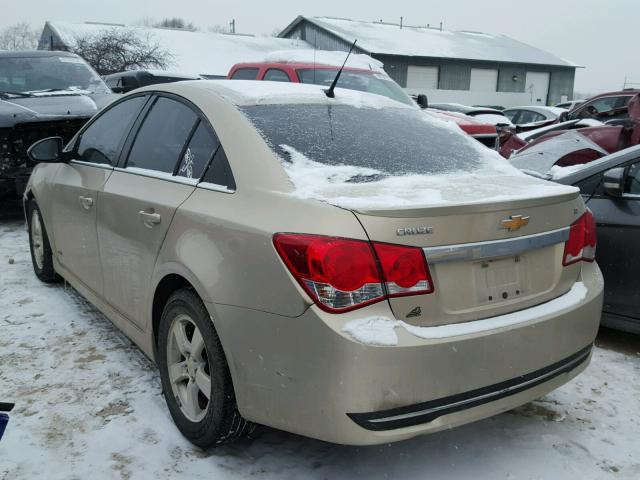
[24,81,603,447]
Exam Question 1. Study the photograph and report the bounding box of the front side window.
[625,163,640,195]
[77,96,146,165]
[503,110,519,122]
[263,69,290,82]
[231,68,259,80]
[571,96,631,119]
[126,97,198,173]
[176,121,220,180]
[0,54,110,95]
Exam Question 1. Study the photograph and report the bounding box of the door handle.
[79,195,94,209]
[139,210,161,228]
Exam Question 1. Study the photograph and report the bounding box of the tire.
[27,200,59,283]
[157,288,251,447]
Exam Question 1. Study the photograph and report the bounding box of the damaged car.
[24,80,602,447]
[501,93,640,163]
[0,50,114,200]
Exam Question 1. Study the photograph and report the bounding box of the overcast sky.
[3,0,636,94]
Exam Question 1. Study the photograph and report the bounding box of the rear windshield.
[240,104,494,178]
[296,69,413,106]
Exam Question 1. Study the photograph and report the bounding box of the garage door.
[525,72,550,105]
[406,66,439,90]
[470,68,498,92]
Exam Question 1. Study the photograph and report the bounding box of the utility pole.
[229,19,235,34]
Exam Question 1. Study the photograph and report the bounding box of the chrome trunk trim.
[423,227,569,264]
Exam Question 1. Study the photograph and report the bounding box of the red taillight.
[273,234,434,312]
[563,210,597,266]
[372,242,434,296]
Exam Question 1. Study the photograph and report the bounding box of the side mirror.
[27,137,66,163]
[110,85,125,94]
[602,167,625,197]
[416,94,429,109]
[558,111,569,123]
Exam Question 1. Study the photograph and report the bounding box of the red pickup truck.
[228,61,499,148]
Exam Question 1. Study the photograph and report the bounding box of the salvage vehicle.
[503,106,566,129]
[511,145,640,334]
[0,50,114,200]
[230,59,499,149]
[428,103,514,127]
[105,70,202,94]
[24,80,603,447]
[0,402,13,441]
[503,94,640,164]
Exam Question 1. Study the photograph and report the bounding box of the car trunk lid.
[351,179,584,327]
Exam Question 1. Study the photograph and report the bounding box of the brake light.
[273,234,434,312]
[563,210,597,266]
[372,242,434,296]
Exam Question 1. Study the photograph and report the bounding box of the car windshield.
[240,103,499,179]
[0,55,110,95]
[296,69,414,106]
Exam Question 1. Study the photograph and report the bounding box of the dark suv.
[0,50,114,199]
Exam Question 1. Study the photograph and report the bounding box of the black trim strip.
[347,345,592,431]
[0,403,14,412]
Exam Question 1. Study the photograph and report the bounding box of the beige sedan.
[23,80,603,447]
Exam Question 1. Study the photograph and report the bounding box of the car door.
[97,94,209,329]
[49,95,148,295]
[584,161,640,320]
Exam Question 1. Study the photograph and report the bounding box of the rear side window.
[176,121,220,180]
[231,68,259,80]
[202,146,236,190]
[127,97,198,173]
[77,95,146,165]
[263,69,290,82]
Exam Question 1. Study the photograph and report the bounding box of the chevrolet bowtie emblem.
[501,215,530,231]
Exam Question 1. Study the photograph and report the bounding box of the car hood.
[0,93,115,128]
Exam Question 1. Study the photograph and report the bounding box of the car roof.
[0,50,79,59]
[135,79,416,109]
[231,61,376,74]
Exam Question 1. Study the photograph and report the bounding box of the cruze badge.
[501,215,530,231]
[396,226,433,236]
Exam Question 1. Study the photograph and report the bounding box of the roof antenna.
[324,39,357,98]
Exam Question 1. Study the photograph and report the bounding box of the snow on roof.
[45,21,311,77]
[263,49,384,71]
[287,16,579,68]
[198,79,411,109]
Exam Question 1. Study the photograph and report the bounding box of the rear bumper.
[209,262,603,445]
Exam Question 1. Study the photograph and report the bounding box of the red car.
[228,61,499,148]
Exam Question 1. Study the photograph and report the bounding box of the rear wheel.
[157,288,251,447]
[27,200,59,283]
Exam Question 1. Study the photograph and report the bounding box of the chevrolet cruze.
[24,80,603,447]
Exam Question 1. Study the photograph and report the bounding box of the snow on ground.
[0,217,639,479]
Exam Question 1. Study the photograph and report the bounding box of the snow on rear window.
[241,104,501,175]
[240,103,576,209]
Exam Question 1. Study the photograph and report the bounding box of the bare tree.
[155,17,197,31]
[70,28,173,75]
[0,22,39,50]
